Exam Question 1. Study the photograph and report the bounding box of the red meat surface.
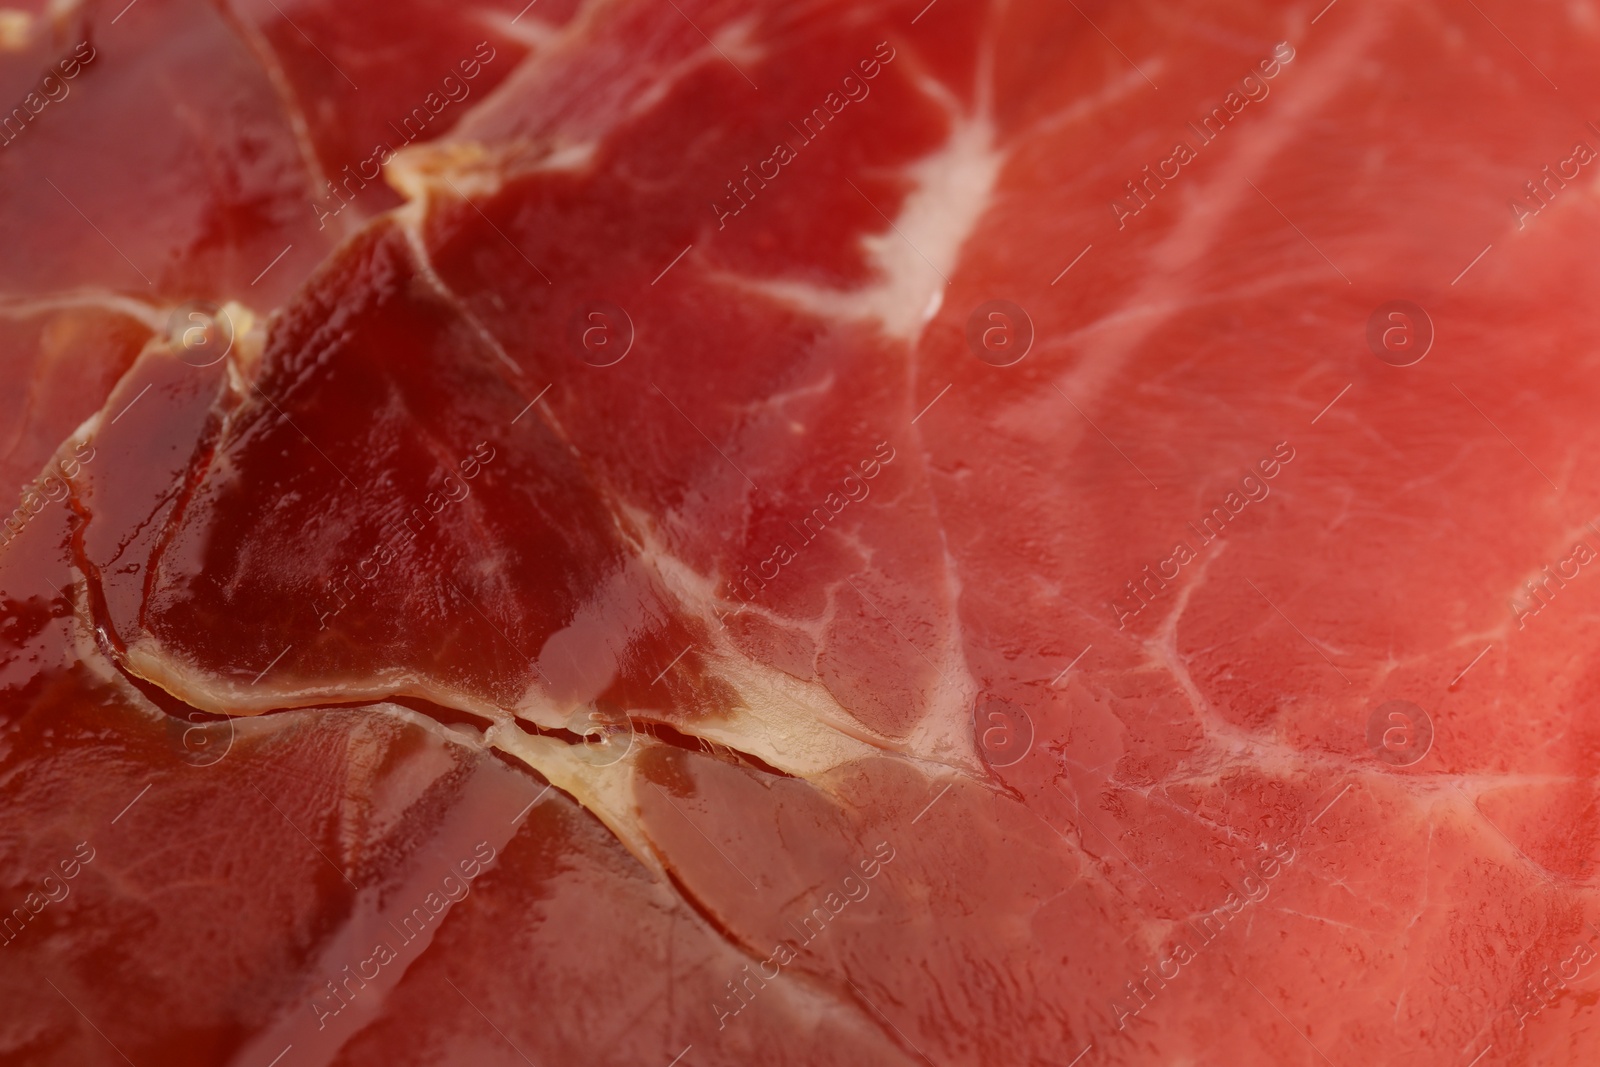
[5,0,1600,1065]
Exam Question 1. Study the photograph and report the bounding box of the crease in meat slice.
[457,720,928,1067]
[109,525,933,854]
[103,627,862,890]
[120,638,520,718]
[113,618,914,880]
[73,540,945,906]
[328,248,947,781]
[484,723,670,873]
[621,503,983,774]
[53,549,756,896]
[46,348,926,886]
[65,346,986,884]
[114,212,989,788]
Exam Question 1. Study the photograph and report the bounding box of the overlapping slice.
[227,0,542,231]
[0,0,333,305]
[8,0,1600,1064]
[0,300,150,505]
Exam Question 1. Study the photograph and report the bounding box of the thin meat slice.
[326,765,917,1067]
[225,0,541,233]
[7,0,1600,1064]
[0,0,335,306]
[75,219,711,728]
[0,301,150,509]
[0,495,532,1067]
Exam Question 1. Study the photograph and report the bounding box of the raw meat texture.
[0,0,324,304]
[0,301,149,495]
[5,0,1600,1065]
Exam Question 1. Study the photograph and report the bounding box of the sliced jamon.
[0,299,149,512]
[225,0,541,233]
[0,0,334,305]
[6,0,1600,1064]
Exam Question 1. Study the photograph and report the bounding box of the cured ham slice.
[5,0,1600,1065]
